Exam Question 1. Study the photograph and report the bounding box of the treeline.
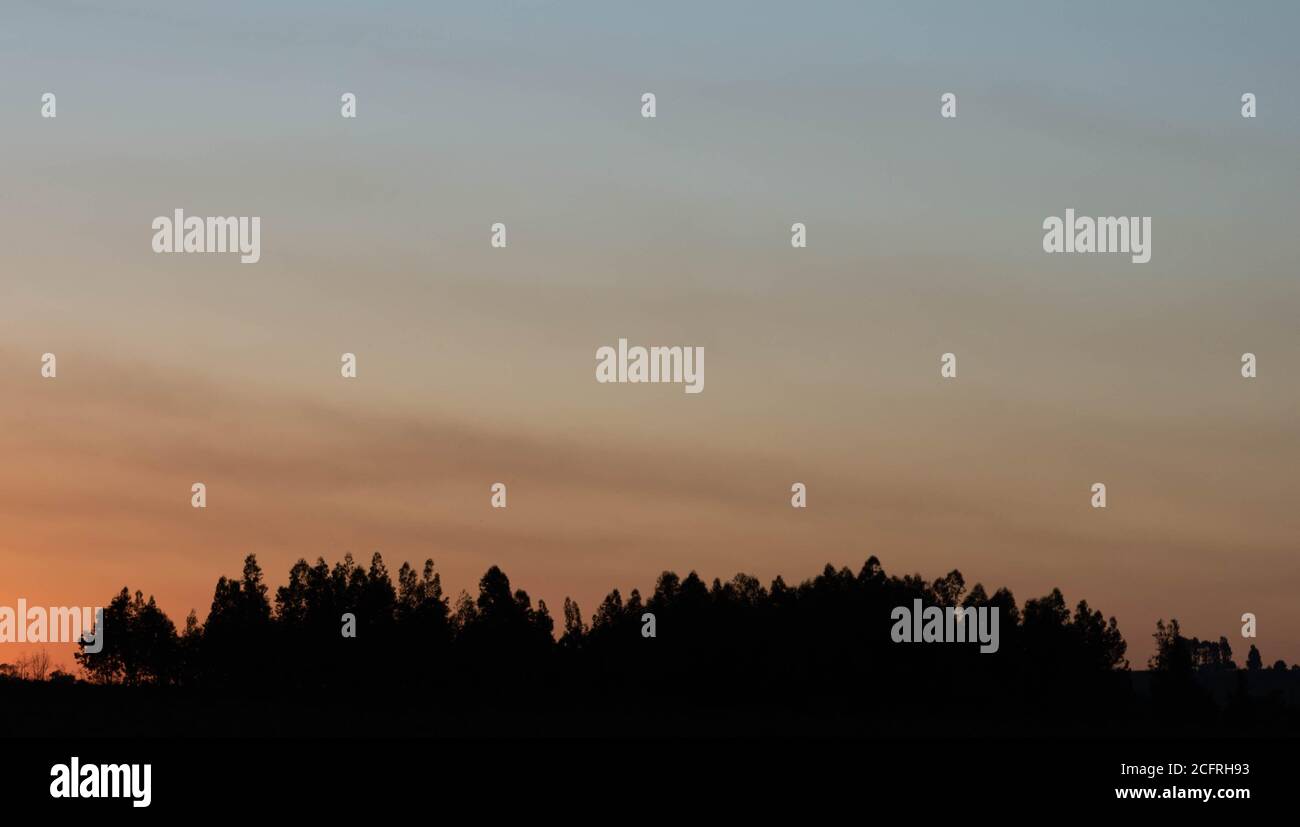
[28,552,1291,734]
[1151,618,1283,674]
[72,554,1125,682]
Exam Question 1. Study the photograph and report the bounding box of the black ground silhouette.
[2,553,1297,738]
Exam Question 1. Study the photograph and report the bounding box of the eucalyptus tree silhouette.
[57,553,1297,737]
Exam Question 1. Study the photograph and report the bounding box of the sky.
[1,0,1298,671]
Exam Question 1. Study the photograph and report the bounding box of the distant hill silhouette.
[1,553,1296,737]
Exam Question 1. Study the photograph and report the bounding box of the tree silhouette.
[1247,644,1263,671]
[75,587,178,685]
[51,553,1297,736]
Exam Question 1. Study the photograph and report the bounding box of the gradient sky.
[2,1,1298,671]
